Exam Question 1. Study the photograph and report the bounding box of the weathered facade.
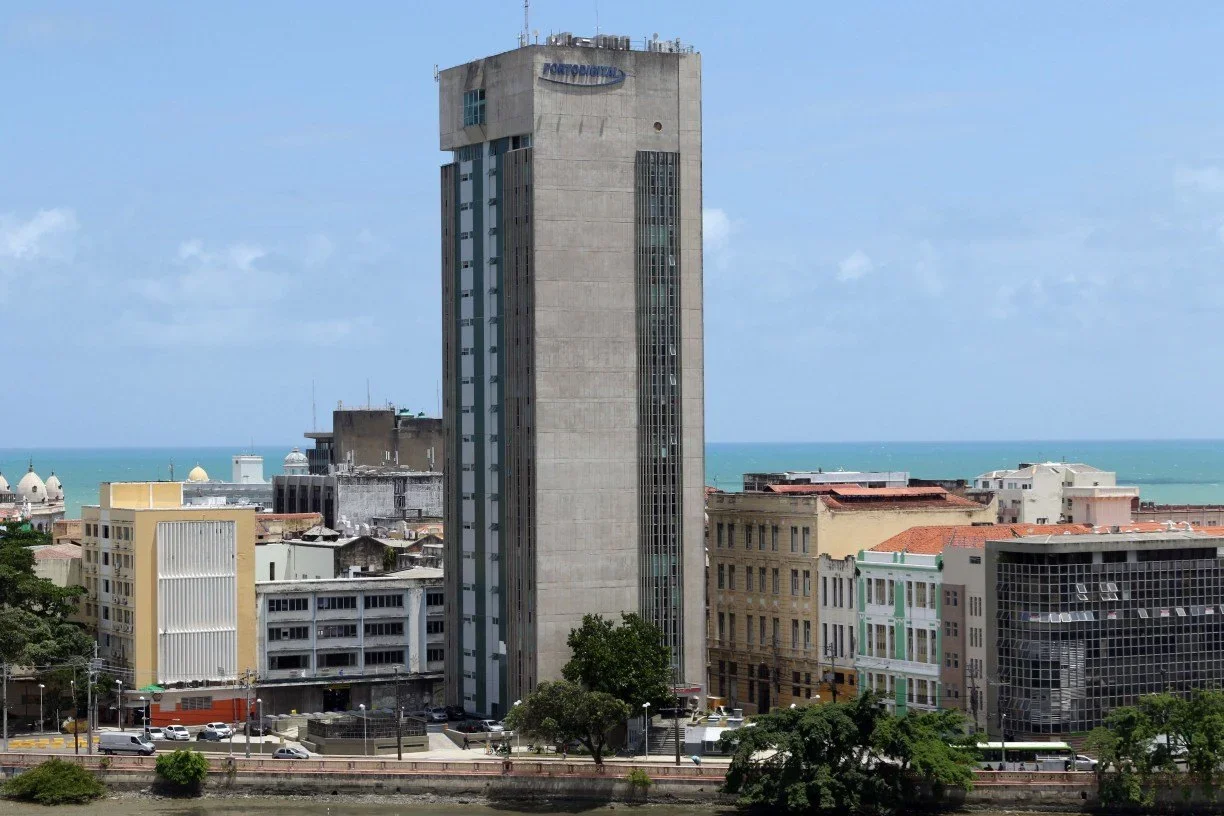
[273,471,442,532]
[305,409,443,475]
[440,34,705,717]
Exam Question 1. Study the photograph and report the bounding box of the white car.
[163,725,190,741]
[1074,754,1099,771]
[205,721,234,738]
[274,746,310,760]
[144,727,166,741]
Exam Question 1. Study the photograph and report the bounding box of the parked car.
[205,721,234,738]
[163,725,190,741]
[1074,754,1099,772]
[454,720,486,734]
[100,732,156,756]
[481,720,505,733]
[445,705,472,721]
[197,727,225,741]
[273,746,310,760]
[144,727,166,741]
[245,719,271,736]
[427,707,449,723]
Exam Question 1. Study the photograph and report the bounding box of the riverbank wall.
[0,752,1101,809]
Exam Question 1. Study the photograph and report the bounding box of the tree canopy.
[503,680,631,765]
[1085,689,1224,805]
[562,612,673,709]
[720,693,976,816]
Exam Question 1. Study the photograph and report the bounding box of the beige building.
[707,486,994,713]
[81,482,257,697]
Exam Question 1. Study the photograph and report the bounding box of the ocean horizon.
[4,439,1224,518]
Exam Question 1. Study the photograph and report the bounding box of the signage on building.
[540,62,626,86]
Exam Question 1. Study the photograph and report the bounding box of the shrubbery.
[154,749,210,795]
[1,758,106,805]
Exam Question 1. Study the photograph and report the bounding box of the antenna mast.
[521,0,529,46]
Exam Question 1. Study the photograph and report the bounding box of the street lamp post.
[513,699,522,756]
[38,684,44,733]
[393,666,403,761]
[138,697,145,735]
[256,699,263,755]
[70,678,78,755]
[642,702,651,759]
[359,703,368,756]
[117,680,123,732]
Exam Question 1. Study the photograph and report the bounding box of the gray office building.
[439,33,705,716]
[986,531,1224,735]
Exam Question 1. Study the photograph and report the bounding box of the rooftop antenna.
[312,379,317,431]
[595,0,600,35]
[521,0,529,46]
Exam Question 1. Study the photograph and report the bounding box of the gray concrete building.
[273,470,442,533]
[439,33,705,716]
[305,408,443,475]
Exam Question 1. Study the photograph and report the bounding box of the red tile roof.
[32,543,83,560]
[763,483,985,511]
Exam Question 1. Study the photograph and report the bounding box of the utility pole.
[86,647,98,756]
[2,661,8,753]
[394,666,403,761]
[672,665,682,766]
[825,642,839,704]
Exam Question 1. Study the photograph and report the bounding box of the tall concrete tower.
[439,33,704,716]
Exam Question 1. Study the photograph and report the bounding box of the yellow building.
[706,485,995,714]
[80,483,257,698]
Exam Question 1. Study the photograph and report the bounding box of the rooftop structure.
[744,470,909,492]
[304,407,442,475]
[0,461,66,531]
[971,461,1139,526]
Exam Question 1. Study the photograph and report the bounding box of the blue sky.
[4,1,1224,445]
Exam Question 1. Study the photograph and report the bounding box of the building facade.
[80,482,257,693]
[305,408,443,475]
[439,34,705,716]
[1133,503,1224,526]
[743,471,909,492]
[972,462,1138,526]
[255,570,444,713]
[273,470,442,532]
[855,550,944,714]
[986,530,1224,736]
[706,487,993,714]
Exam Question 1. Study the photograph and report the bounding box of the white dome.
[186,465,209,482]
[44,473,63,501]
[17,467,46,502]
[284,447,308,466]
[0,472,8,493]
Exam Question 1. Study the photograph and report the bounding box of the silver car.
[274,746,310,759]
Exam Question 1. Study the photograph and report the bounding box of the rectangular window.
[746,526,753,547]
[772,618,780,646]
[317,596,358,611]
[758,524,767,551]
[759,617,767,646]
[945,621,959,637]
[915,582,927,609]
[365,621,405,637]
[729,613,736,646]
[802,527,810,554]
[729,565,736,591]
[759,567,766,592]
[822,576,828,605]
[716,523,724,548]
[803,620,811,650]
[364,594,404,609]
[803,570,811,597]
[427,591,444,607]
[717,564,725,589]
[427,647,444,662]
[727,523,735,549]
[791,569,799,595]
[321,652,357,668]
[268,654,309,670]
[771,526,779,551]
[791,619,799,649]
[268,626,309,641]
[718,612,725,642]
[790,527,798,553]
[317,624,357,639]
[365,650,405,666]
[180,696,214,710]
[462,88,486,127]
[268,597,309,612]
[747,615,755,645]
[746,568,754,592]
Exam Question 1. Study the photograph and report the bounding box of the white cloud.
[837,249,874,282]
[133,239,285,306]
[1175,165,1224,194]
[0,208,78,261]
[703,207,740,273]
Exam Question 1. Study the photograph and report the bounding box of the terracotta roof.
[873,522,1224,556]
[705,486,724,496]
[256,513,321,520]
[822,486,986,512]
[31,543,83,560]
[764,483,859,494]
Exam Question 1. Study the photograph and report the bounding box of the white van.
[99,731,156,756]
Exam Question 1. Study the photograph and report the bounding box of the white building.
[972,462,1138,526]
[816,553,857,700]
[255,569,444,713]
[855,550,943,714]
[0,462,67,531]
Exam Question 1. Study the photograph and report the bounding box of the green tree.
[1,758,106,805]
[562,613,673,709]
[503,680,631,765]
[0,524,93,693]
[155,750,210,795]
[720,693,974,816]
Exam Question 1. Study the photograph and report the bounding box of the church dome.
[0,472,8,493]
[186,465,210,482]
[17,466,47,502]
[284,448,308,467]
[44,473,63,501]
